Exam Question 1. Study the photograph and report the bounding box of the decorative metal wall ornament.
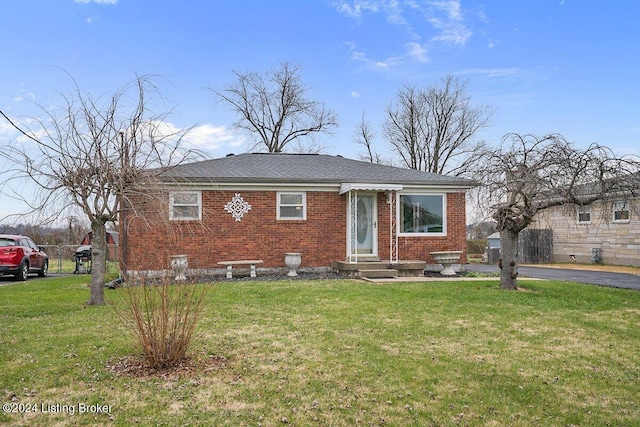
[224,193,252,221]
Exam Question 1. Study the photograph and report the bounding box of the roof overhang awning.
[339,183,403,195]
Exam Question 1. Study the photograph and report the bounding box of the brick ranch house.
[120,153,476,277]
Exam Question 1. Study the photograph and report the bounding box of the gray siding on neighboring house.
[533,199,640,266]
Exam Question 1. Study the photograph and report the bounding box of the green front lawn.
[1,276,639,426]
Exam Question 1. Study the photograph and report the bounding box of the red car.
[0,234,49,281]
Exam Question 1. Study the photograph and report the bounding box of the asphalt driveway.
[466,264,640,290]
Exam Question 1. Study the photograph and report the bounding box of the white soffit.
[339,183,404,195]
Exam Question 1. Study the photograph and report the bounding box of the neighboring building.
[482,232,502,264]
[80,230,119,260]
[532,198,640,266]
[80,230,119,246]
[120,153,476,276]
[467,221,498,240]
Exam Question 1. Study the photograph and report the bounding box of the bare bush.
[110,274,208,369]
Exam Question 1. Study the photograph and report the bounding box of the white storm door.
[350,192,378,257]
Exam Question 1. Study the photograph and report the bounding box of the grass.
[523,262,640,276]
[47,259,120,276]
[1,276,639,426]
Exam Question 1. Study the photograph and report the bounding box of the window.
[613,200,630,222]
[399,194,445,235]
[0,238,16,247]
[169,191,201,221]
[577,205,591,224]
[277,192,306,220]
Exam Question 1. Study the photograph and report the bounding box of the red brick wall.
[121,189,468,271]
[122,190,346,271]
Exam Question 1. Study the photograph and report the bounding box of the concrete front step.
[332,260,426,278]
[359,269,399,279]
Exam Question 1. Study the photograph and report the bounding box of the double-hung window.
[613,200,630,222]
[399,194,445,235]
[577,205,591,224]
[169,191,202,221]
[277,192,306,220]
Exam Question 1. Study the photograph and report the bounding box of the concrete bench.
[217,260,264,278]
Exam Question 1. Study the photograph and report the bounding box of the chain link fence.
[41,244,120,275]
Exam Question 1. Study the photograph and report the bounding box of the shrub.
[111,275,208,369]
[467,239,487,255]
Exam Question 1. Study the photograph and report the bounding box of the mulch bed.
[106,352,229,380]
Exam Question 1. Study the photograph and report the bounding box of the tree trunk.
[499,229,519,290]
[86,220,107,305]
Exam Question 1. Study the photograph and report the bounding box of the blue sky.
[1,0,640,220]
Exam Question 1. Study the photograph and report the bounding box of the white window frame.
[277,192,306,220]
[397,193,447,237]
[613,200,630,223]
[577,205,591,224]
[169,191,202,221]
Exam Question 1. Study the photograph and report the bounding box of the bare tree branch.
[0,75,203,305]
[475,133,640,290]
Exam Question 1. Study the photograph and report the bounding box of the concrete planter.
[430,251,463,276]
[170,254,188,281]
[285,252,302,276]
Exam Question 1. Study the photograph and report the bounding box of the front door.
[349,192,378,260]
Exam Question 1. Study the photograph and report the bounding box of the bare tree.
[354,113,384,163]
[0,75,199,305]
[213,62,338,153]
[384,75,491,176]
[476,133,640,290]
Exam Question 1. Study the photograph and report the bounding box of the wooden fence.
[518,228,553,264]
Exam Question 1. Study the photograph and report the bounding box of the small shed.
[485,232,501,264]
[486,232,501,249]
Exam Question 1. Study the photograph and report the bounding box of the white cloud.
[0,121,16,140]
[461,67,522,78]
[347,41,402,70]
[183,123,245,152]
[429,0,462,20]
[426,1,471,45]
[334,0,472,67]
[406,42,429,63]
[351,91,361,98]
[0,116,46,147]
[332,1,379,19]
[430,23,472,45]
[74,0,118,4]
[11,90,36,103]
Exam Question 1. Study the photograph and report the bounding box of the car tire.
[15,262,29,281]
[38,260,49,277]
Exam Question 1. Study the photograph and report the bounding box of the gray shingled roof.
[161,153,476,187]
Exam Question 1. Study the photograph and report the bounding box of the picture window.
[399,194,446,235]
